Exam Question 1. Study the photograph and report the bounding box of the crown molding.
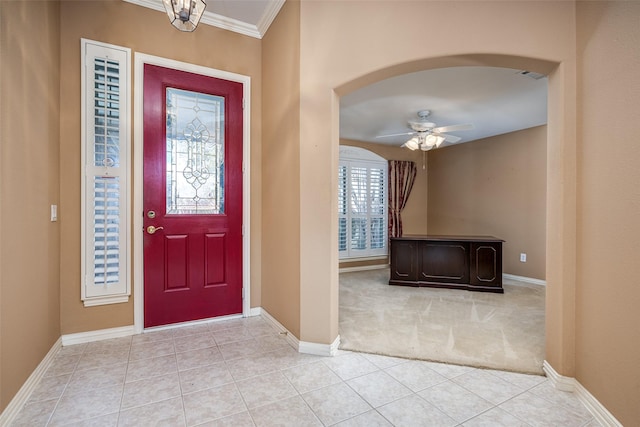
[123,0,283,39]
[256,0,285,37]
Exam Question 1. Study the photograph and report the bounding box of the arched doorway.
[336,66,548,373]
[304,53,576,378]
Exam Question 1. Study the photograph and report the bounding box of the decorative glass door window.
[166,88,224,215]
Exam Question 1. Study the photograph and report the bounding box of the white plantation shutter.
[369,166,386,250]
[338,147,388,259]
[81,39,131,306]
[338,165,348,252]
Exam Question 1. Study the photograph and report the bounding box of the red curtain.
[388,160,417,238]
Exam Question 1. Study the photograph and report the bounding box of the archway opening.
[332,54,562,374]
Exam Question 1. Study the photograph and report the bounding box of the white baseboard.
[64,309,262,346]
[339,264,389,273]
[260,308,339,357]
[299,335,341,356]
[259,309,300,350]
[542,360,575,392]
[543,360,622,426]
[503,273,546,286]
[61,325,136,346]
[0,337,62,426]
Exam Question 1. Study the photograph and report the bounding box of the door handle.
[146,225,164,234]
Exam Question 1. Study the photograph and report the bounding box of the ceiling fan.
[376,110,474,151]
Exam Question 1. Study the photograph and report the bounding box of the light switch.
[51,204,58,222]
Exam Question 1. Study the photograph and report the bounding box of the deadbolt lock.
[147,210,156,219]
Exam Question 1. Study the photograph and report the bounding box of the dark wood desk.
[390,235,504,293]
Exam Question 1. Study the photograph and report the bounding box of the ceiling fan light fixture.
[162,0,206,32]
[387,110,473,152]
[424,134,438,147]
[404,137,420,151]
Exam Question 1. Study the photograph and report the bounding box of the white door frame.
[133,53,251,333]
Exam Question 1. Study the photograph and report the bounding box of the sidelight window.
[81,39,131,306]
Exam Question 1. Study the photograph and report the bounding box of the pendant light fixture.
[162,0,206,32]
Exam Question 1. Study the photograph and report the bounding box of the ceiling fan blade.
[441,133,461,143]
[432,123,474,133]
[375,131,415,138]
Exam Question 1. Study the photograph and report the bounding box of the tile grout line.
[114,340,133,426]
[44,342,88,426]
[17,316,599,427]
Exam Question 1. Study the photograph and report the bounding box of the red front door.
[143,64,243,328]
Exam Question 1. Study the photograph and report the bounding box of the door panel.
[165,234,189,291]
[143,64,243,328]
[205,233,226,286]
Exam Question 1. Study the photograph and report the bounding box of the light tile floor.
[11,316,599,426]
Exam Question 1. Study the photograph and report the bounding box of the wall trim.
[260,309,300,350]
[543,361,622,426]
[61,325,136,346]
[340,255,389,263]
[299,335,341,357]
[339,263,389,274]
[249,307,262,317]
[260,308,340,356]
[503,273,546,286]
[122,0,285,39]
[63,309,263,346]
[0,338,62,426]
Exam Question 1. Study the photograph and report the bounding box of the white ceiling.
[340,66,548,148]
[127,2,548,148]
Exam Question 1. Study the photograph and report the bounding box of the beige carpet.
[339,268,545,375]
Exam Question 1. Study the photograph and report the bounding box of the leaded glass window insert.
[166,88,224,215]
[338,150,388,259]
[81,39,131,306]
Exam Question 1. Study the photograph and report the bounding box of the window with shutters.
[81,39,131,306]
[338,146,388,259]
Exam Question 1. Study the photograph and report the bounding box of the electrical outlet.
[520,253,527,262]
[51,204,58,222]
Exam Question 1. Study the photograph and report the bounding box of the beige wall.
[341,131,547,280]
[2,0,639,423]
[261,0,301,337]
[57,0,263,334]
[290,1,575,367]
[0,1,61,410]
[428,126,547,279]
[575,2,640,424]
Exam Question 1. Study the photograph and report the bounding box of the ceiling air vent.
[517,70,546,80]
